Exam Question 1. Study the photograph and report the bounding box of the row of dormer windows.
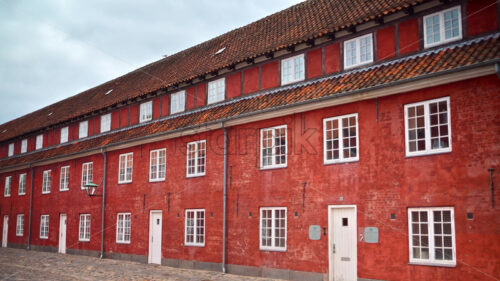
[2,5,464,158]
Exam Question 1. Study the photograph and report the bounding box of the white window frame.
[36,134,43,150]
[323,113,359,164]
[16,214,24,236]
[170,91,186,114]
[259,207,287,251]
[260,125,287,169]
[116,213,131,244]
[423,6,462,48]
[408,207,456,266]
[60,166,70,191]
[184,209,205,247]
[139,101,153,123]
[186,140,206,177]
[149,148,166,182]
[81,162,93,189]
[42,170,51,194]
[100,113,111,133]
[60,127,69,143]
[207,78,225,104]
[18,173,26,195]
[79,121,88,139]
[281,54,305,85]
[4,176,11,197]
[79,214,91,242]
[21,139,27,153]
[404,97,452,157]
[40,215,49,239]
[343,33,373,69]
[8,143,14,156]
[118,152,133,184]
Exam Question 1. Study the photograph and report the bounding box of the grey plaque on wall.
[309,225,321,240]
[364,227,379,243]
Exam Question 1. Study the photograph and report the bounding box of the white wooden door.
[58,214,66,254]
[329,206,357,281]
[2,216,8,248]
[148,211,162,264]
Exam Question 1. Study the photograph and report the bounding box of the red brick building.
[1,0,499,280]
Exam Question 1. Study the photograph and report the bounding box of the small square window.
[207,78,225,104]
[79,121,88,139]
[21,139,28,153]
[281,54,305,85]
[424,6,462,48]
[60,127,69,143]
[140,101,153,123]
[171,91,186,114]
[101,114,111,133]
[344,34,373,69]
[35,134,43,150]
[8,143,14,156]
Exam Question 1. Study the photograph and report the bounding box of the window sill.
[149,179,166,183]
[408,261,456,268]
[259,248,287,252]
[118,181,133,185]
[424,36,462,49]
[40,237,48,240]
[186,174,206,178]
[41,192,50,195]
[281,77,305,86]
[78,239,90,242]
[260,165,287,171]
[116,241,131,245]
[405,149,452,158]
[16,234,23,237]
[18,193,26,196]
[324,159,359,165]
[59,189,69,192]
[4,195,10,197]
[184,244,205,247]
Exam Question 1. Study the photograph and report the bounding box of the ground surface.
[0,248,280,281]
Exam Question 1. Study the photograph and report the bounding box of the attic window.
[105,89,113,96]
[214,47,226,56]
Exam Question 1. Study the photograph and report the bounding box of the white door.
[58,214,66,254]
[2,216,8,248]
[148,211,162,264]
[329,206,357,281]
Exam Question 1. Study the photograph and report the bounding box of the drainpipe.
[27,164,34,250]
[222,123,228,273]
[100,148,107,259]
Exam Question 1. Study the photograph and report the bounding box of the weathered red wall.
[186,87,196,111]
[243,67,259,94]
[196,83,207,107]
[226,72,241,99]
[261,61,279,90]
[120,108,129,128]
[307,48,322,78]
[377,25,396,60]
[130,105,139,125]
[467,0,498,36]
[399,19,419,55]
[153,98,161,119]
[161,96,169,116]
[111,111,120,130]
[324,43,340,74]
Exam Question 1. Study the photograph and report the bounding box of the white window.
[116,213,131,244]
[186,140,206,177]
[150,149,166,182]
[40,215,49,239]
[18,173,26,195]
[81,162,93,189]
[260,207,287,251]
[207,78,225,104]
[4,176,11,197]
[171,91,186,114]
[8,143,14,156]
[260,125,287,169]
[21,139,27,153]
[344,33,373,69]
[42,170,51,194]
[281,54,305,85]
[405,97,451,156]
[118,153,133,183]
[60,166,70,191]
[36,134,43,150]
[324,113,359,164]
[16,214,24,236]
[140,101,153,123]
[424,6,462,48]
[185,209,205,247]
[60,127,69,143]
[79,214,91,242]
[79,121,88,139]
[408,207,456,266]
[101,113,111,133]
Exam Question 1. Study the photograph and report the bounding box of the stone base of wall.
[67,248,100,258]
[103,252,148,264]
[29,244,57,253]
[7,242,27,249]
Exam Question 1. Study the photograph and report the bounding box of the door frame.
[148,210,162,264]
[58,213,67,254]
[2,215,8,248]
[328,205,357,281]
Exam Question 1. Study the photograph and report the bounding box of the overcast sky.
[0,0,303,124]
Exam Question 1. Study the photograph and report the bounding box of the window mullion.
[194,143,199,172]
[339,118,344,161]
[271,209,276,248]
[424,103,431,153]
[429,210,435,261]
[271,129,276,166]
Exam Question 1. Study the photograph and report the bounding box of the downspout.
[222,123,228,273]
[100,148,107,258]
[27,164,34,250]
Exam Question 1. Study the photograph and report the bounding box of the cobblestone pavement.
[0,248,280,281]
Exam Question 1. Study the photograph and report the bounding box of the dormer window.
[424,6,462,48]
[171,91,186,114]
[79,121,88,139]
[101,113,111,133]
[281,54,305,85]
[21,139,27,153]
[344,34,373,69]
[60,127,69,143]
[207,78,225,105]
[36,134,43,150]
[140,101,153,123]
[8,143,14,156]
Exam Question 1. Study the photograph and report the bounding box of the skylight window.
[215,47,226,56]
[105,89,113,96]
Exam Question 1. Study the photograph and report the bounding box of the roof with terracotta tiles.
[0,0,427,143]
[1,33,499,169]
